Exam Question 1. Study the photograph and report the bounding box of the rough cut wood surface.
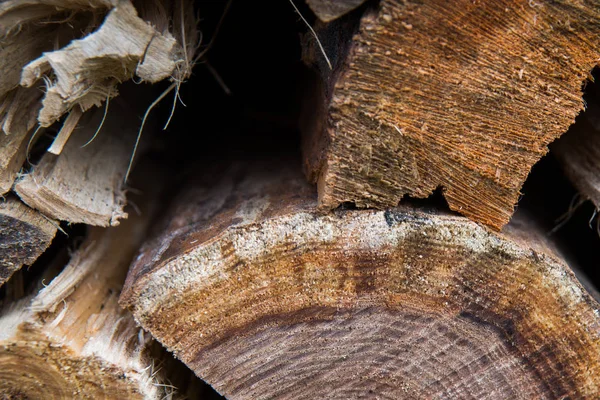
[553,83,600,210]
[0,88,42,194]
[305,0,367,22]
[0,171,198,399]
[0,11,91,193]
[15,0,187,127]
[0,197,56,286]
[14,97,141,227]
[303,0,600,230]
[121,161,600,399]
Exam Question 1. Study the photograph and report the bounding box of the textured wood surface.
[0,167,198,399]
[0,197,56,286]
[303,0,600,229]
[305,0,366,22]
[18,0,180,127]
[0,12,90,193]
[121,161,600,399]
[14,98,140,227]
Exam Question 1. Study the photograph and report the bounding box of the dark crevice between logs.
[518,67,600,297]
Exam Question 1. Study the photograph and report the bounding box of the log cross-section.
[121,161,600,399]
[303,0,600,229]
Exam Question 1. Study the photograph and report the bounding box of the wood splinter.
[121,161,600,399]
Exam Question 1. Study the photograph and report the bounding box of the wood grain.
[303,0,600,229]
[0,165,199,399]
[14,97,140,227]
[121,161,600,399]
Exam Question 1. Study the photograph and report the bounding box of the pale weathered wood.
[0,87,42,194]
[0,12,91,193]
[47,106,83,155]
[0,168,199,399]
[0,197,56,286]
[18,0,193,128]
[0,0,110,31]
[121,161,600,399]
[553,83,600,212]
[14,95,147,227]
[302,0,600,230]
[305,0,367,22]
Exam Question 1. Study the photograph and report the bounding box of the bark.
[302,0,600,230]
[0,197,56,286]
[0,166,199,399]
[120,161,600,399]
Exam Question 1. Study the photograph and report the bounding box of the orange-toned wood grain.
[303,0,600,229]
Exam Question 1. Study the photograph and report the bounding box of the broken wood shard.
[0,170,198,399]
[14,98,140,227]
[121,162,600,399]
[0,197,56,286]
[302,0,600,229]
[20,0,180,127]
[0,12,93,194]
[0,88,42,194]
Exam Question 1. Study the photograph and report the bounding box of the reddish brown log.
[302,0,600,229]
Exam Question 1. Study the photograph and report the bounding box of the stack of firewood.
[1,0,600,398]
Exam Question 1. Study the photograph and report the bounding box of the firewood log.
[301,0,600,230]
[0,166,200,399]
[121,161,600,399]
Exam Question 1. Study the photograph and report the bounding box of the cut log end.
[303,0,600,229]
[121,162,600,399]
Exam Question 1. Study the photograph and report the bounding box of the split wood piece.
[0,168,200,399]
[0,11,95,194]
[305,0,367,22]
[121,161,600,399]
[0,197,56,286]
[0,0,110,32]
[19,0,195,128]
[553,84,600,212]
[302,0,600,230]
[0,87,43,194]
[14,97,140,227]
